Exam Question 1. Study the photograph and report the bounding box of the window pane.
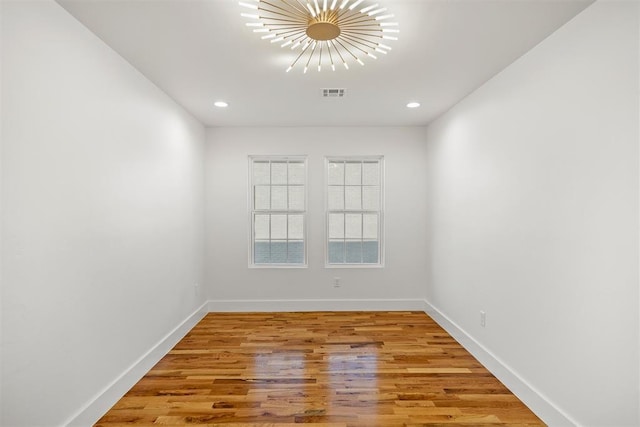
[288,214,304,240]
[288,162,305,185]
[328,162,344,185]
[329,213,344,239]
[362,186,379,210]
[254,214,270,239]
[288,186,305,211]
[271,214,287,239]
[328,186,344,210]
[271,186,287,210]
[345,162,362,185]
[345,186,362,210]
[270,241,287,263]
[271,161,287,184]
[328,240,345,263]
[362,161,379,185]
[254,185,270,210]
[253,161,270,185]
[363,214,378,239]
[345,241,362,263]
[254,241,270,263]
[362,241,379,263]
[345,214,362,239]
[288,241,304,263]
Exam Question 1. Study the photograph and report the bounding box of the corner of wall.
[64,302,209,426]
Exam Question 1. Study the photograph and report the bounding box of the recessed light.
[214,101,229,108]
[407,102,420,108]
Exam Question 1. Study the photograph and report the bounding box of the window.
[249,156,307,267]
[326,157,383,266]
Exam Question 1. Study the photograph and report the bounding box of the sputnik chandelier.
[240,0,399,73]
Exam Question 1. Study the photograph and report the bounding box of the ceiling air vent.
[322,88,346,98]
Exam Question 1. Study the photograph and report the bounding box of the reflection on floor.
[96,311,545,426]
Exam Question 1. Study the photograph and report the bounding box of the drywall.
[1,1,206,425]
[205,127,428,309]
[425,1,639,426]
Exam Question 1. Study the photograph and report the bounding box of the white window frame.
[325,156,384,268]
[248,155,308,268]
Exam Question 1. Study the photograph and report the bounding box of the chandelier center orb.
[307,21,341,41]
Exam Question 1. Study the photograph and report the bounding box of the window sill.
[249,264,308,269]
[324,263,384,269]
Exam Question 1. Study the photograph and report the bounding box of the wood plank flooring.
[95,312,545,426]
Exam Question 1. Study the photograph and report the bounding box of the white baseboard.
[208,298,426,312]
[423,300,578,427]
[64,301,209,427]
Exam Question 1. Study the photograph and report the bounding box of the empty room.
[1,0,638,426]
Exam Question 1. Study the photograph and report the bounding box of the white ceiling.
[57,0,592,127]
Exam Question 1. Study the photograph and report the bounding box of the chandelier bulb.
[239,1,258,9]
[307,3,316,17]
[361,3,378,13]
[349,0,364,10]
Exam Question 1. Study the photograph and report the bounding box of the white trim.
[208,298,425,312]
[423,300,579,427]
[64,301,209,427]
[324,263,384,269]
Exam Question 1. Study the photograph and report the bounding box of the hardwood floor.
[95,312,545,426]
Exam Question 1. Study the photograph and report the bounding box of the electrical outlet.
[333,277,341,288]
[480,310,486,327]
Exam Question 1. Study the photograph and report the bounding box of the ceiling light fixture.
[407,102,420,108]
[214,101,229,108]
[240,0,398,73]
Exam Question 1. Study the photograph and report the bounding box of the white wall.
[425,1,639,426]
[205,127,428,310]
[1,1,206,425]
